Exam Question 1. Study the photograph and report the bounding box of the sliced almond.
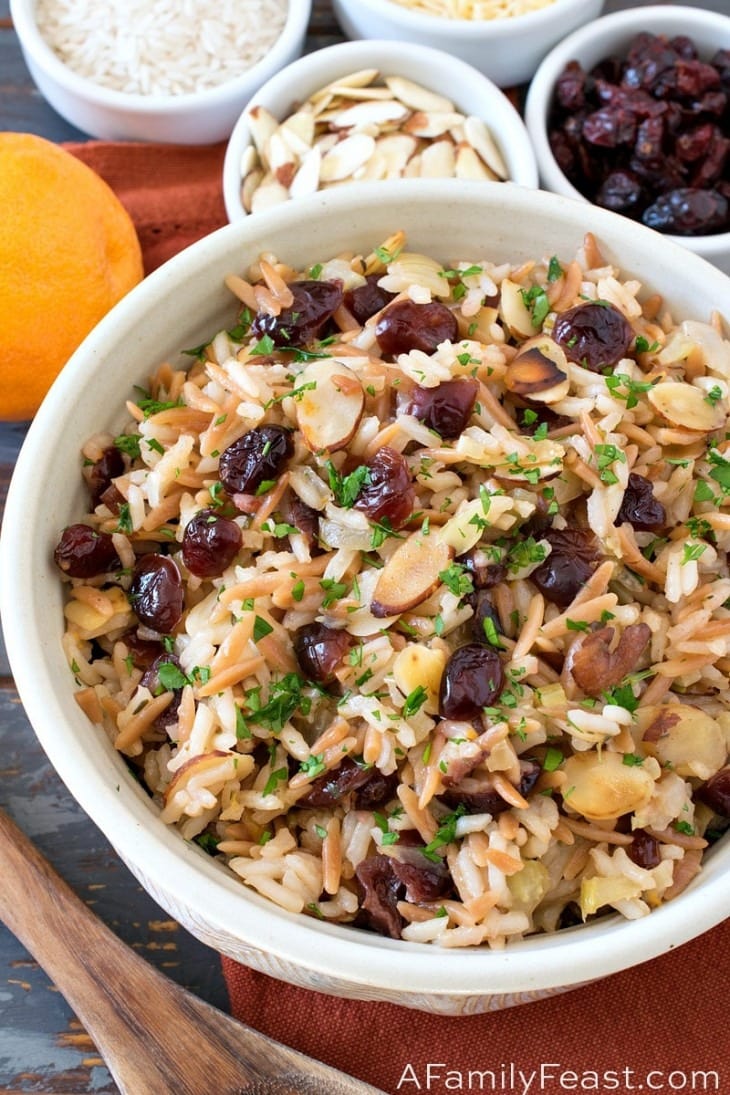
[403,110,466,138]
[647,381,725,433]
[499,277,537,340]
[279,112,316,156]
[241,166,264,214]
[375,133,418,177]
[392,643,446,715]
[295,359,365,454]
[419,139,456,178]
[320,133,376,182]
[239,144,258,179]
[464,115,508,181]
[247,105,278,164]
[331,99,410,130]
[385,75,455,114]
[371,531,453,618]
[249,176,289,214]
[289,146,322,199]
[505,337,570,404]
[455,143,498,181]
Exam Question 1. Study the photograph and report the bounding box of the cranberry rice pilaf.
[55,230,730,947]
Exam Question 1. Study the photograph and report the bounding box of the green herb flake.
[543,746,563,772]
[681,542,707,565]
[326,460,371,509]
[622,753,644,767]
[402,685,428,719]
[253,615,274,642]
[262,766,288,797]
[114,433,141,459]
[300,753,326,778]
[520,285,550,329]
[291,578,305,603]
[438,562,474,599]
[547,256,564,282]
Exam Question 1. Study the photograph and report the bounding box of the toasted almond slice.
[375,133,418,177]
[265,130,296,173]
[289,145,322,199]
[249,176,290,214]
[353,147,388,181]
[499,277,537,340]
[419,139,456,178]
[295,359,365,454]
[647,381,725,432]
[241,166,264,213]
[320,133,376,182]
[403,152,423,178]
[280,110,315,148]
[403,110,465,138]
[393,644,446,715]
[371,532,453,618]
[247,105,278,163]
[314,132,340,156]
[464,115,508,181]
[455,143,497,181]
[505,337,570,404]
[331,99,410,130]
[310,69,380,103]
[385,75,455,114]
[239,144,259,178]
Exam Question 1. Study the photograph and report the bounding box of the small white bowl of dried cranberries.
[525,4,730,274]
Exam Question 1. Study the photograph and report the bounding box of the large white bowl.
[331,0,605,88]
[9,0,311,143]
[3,182,730,1015]
[524,5,730,274]
[222,38,538,222]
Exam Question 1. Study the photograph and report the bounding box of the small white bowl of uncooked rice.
[331,0,605,88]
[9,0,311,143]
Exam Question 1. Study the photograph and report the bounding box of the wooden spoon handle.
[0,808,384,1095]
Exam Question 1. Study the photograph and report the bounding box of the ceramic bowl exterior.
[331,0,605,88]
[3,181,730,1014]
[9,0,311,143]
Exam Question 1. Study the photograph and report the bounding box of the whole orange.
[0,132,144,421]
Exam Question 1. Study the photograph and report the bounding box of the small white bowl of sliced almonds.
[222,38,538,221]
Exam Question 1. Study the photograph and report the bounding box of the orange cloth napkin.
[66,140,730,1095]
[65,140,228,274]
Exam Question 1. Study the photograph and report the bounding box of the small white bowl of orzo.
[2,180,730,1014]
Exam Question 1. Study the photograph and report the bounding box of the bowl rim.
[8,0,312,112]
[524,4,730,262]
[222,37,539,222]
[333,0,596,37]
[3,180,730,999]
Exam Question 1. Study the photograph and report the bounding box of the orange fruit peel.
[0,132,144,421]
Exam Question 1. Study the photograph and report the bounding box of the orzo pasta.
[55,230,730,947]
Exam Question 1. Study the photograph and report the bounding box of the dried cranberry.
[375,300,458,357]
[87,446,124,506]
[582,107,638,148]
[441,759,541,815]
[642,187,729,235]
[140,654,184,730]
[280,493,321,552]
[614,473,666,532]
[181,509,242,578]
[293,623,350,684]
[355,855,403,939]
[343,275,395,324]
[403,377,478,439]
[697,767,730,817]
[462,552,506,591]
[469,590,502,645]
[121,632,164,670]
[627,829,661,869]
[531,528,600,608]
[352,446,415,530]
[251,280,343,348]
[390,851,450,903]
[596,169,644,215]
[130,554,184,633]
[353,769,399,811]
[439,644,504,720]
[297,757,368,808]
[556,60,590,112]
[553,302,634,372]
[54,524,120,578]
[218,425,293,495]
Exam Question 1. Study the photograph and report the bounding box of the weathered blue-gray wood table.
[0,0,726,1090]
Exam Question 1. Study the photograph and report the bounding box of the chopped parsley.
[421,805,466,862]
[520,285,550,329]
[326,460,371,508]
[438,562,474,598]
[402,685,428,719]
[262,766,288,797]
